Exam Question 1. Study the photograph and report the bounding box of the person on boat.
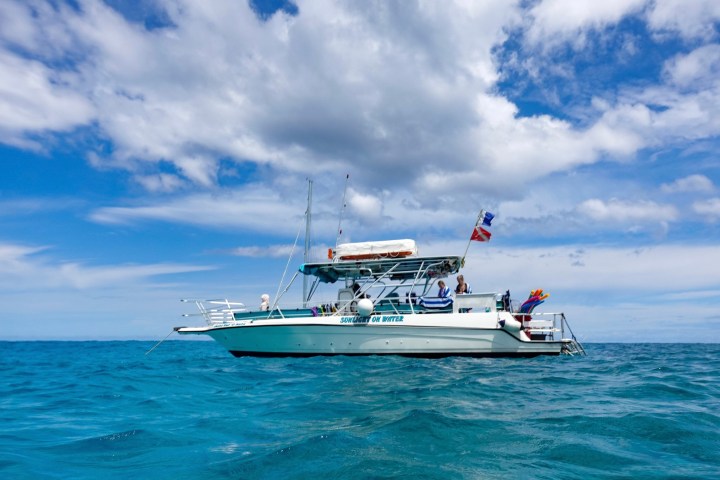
[415,281,453,309]
[260,294,270,311]
[352,282,369,298]
[455,275,472,312]
[437,280,452,298]
[455,275,472,295]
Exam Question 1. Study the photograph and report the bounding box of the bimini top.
[299,255,462,284]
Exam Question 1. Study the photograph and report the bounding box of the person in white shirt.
[260,294,270,311]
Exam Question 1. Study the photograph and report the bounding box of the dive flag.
[482,211,495,227]
[471,225,492,242]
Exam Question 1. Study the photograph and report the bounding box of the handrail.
[181,299,247,325]
[561,313,586,355]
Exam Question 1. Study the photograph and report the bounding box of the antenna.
[303,178,313,307]
[334,174,350,254]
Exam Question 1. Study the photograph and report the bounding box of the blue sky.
[1,0,719,342]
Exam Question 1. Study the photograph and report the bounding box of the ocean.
[1,342,718,479]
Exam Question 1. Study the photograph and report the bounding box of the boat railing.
[181,299,247,325]
[516,312,564,337]
[184,296,421,321]
[517,311,585,355]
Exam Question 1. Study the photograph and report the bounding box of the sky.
[1,0,719,342]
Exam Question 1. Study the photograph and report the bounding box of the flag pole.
[461,210,484,267]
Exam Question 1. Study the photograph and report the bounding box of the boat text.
[340,315,405,324]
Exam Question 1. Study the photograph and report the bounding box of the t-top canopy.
[299,255,462,283]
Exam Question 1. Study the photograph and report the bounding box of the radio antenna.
[334,174,350,253]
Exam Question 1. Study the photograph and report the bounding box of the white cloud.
[661,174,715,193]
[0,243,49,273]
[2,0,630,197]
[631,87,720,142]
[175,155,218,187]
[0,197,83,216]
[525,0,646,49]
[647,0,720,40]
[1,0,719,227]
[663,44,720,89]
[573,75,720,162]
[86,180,507,244]
[347,188,383,224]
[228,244,297,258]
[513,3,720,171]
[577,198,678,223]
[0,0,76,55]
[0,50,94,143]
[56,261,213,289]
[524,0,720,48]
[692,198,720,219]
[0,241,214,290]
[436,241,720,295]
[88,185,312,234]
[0,1,38,49]
[134,173,186,193]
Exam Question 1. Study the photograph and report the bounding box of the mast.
[303,179,313,307]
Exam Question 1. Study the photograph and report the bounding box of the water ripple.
[1,342,719,479]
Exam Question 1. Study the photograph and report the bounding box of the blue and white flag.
[481,211,495,227]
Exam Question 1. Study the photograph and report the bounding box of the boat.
[175,239,585,357]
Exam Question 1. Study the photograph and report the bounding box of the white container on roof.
[334,239,417,261]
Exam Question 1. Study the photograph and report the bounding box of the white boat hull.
[178,312,565,357]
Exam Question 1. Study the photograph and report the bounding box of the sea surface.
[1,342,719,479]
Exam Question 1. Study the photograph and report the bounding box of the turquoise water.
[1,342,719,479]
